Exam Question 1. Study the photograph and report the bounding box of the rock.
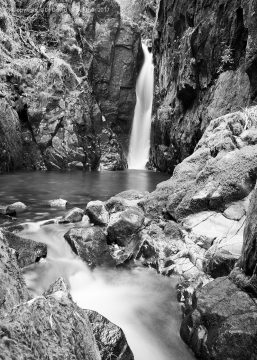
[68,161,84,170]
[223,203,246,221]
[107,208,145,247]
[48,198,68,208]
[85,200,109,226]
[203,246,238,278]
[115,190,149,201]
[0,230,29,317]
[59,207,84,223]
[64,227,115,268]
[0,278,101,360]
[151,0,255,172]
[6,202,27,213]
[241,185,257,276]
[98,129,127,170]
[0,205,16,217]
[2,230,47,268]
[181,277,257,360]
[163,221,184,240]
[86,310,134,360]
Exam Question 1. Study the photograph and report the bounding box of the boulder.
[241,185,257,276]
[85,201,109,226]
[86,310,134,360]
[6,202,27,214]
[107,208,145,247]
[3,230,47,268]
[203,246,238,278]
[0,230,29,317]
[0,278,101,360]
[64,227,115,268]
[59,207,84,224]
[48,198,68,208]
[181,277,257,360]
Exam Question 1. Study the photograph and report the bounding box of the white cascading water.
[22,222,195,360]
[128,44,154,169]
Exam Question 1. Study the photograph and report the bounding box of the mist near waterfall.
[128,44,154,169]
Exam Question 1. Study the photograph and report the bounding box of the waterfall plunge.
[128,44,154,169]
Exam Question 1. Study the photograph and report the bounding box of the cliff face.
[151,0,257,172]
[0,0,142,172]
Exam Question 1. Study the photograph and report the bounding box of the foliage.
[240,106,257,130]
[218,46,234,74]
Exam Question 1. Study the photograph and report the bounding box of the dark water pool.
[0,170,169,222]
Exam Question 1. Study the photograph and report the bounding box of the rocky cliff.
[151,0,257,172]
[0,0,142,172]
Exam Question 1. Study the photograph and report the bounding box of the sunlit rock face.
[0,0,142,172]
[150,0,257,172]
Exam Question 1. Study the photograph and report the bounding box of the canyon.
[0,0,257,359]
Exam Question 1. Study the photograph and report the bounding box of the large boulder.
[86,310,134,360]
[181,277,257,360]
[107,208,145,247]
[241,185,257,276]
[85,201,109,226]
[64,226,115,268]
[0,278,101,360]
[0,230,29,317]
[3,230,47,268]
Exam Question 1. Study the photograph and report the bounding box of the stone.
[64,227,115,268]
[86,310,134,360]
[6,201,27,213]
[0,230,29,317]
[48,198,68,208]
[203,246,238,278]
[59,207,84,223]
[107,208,145,247]
[241,185,257,276]
[223,203,246,221]
[0,278,101,360]
[85,200,109,226]
[2,230,47,268]
[181,277,257,360]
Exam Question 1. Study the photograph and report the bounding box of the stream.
[0,170,195,360]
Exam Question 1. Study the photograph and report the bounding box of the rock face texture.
[0,0,142,172]
[180,277,257,360]
[151,0,257,172]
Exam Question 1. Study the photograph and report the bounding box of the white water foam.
[128,44,154,169]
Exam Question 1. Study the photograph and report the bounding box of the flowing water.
[128,44,154,169]
[0,170,195,360]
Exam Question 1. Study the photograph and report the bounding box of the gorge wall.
[0,0,142,172]
[151,0,257,172]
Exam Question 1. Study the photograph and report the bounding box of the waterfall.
[128,44,154,169]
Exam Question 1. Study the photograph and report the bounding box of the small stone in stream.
[86,310,134,360]
[64,227,115,268]
[48,198,68,208]
[107,208,144,247]
[7,202,27,213]
[3,230,47,268]
[59,207,84,223]
[85,200,109,226]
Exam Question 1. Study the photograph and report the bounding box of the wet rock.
[98,129,127,170]
[0,278,101,360]
[241,185,257,276]
[48,198,68,208]
[85,201,109,226]
[203,246,238,278]
[59,207,84,224]
[64,227,115,268]
[0,230,29,317]
[181,277,257,360]
[6,202,27,214]
[86,310,134,360]
[0,205,16,217]
[68,161,84,170]
[2,230,47,268]
[107,208,145,247]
